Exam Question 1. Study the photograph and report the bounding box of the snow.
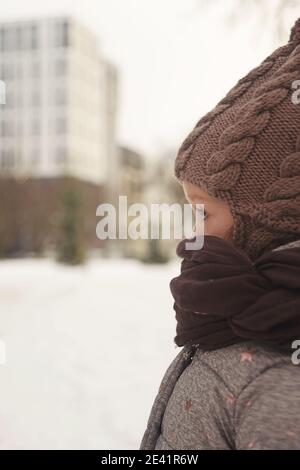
[0,257,180,449]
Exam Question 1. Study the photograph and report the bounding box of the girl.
[140,18,300,450]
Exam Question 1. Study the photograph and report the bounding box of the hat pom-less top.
[290,17,300,44]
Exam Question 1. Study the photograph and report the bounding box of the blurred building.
[119,145,144,205]
[104,61,119,201]
[143,151,186,262]
[0,17,118,184]
[118,145,147,259]
[0,17,119,257]
[117,147,184,262]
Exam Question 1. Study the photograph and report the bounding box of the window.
[0,150,6,169]
[0,28,10,52]
[32,91,40,107]
[5,91,15,108]
[31,148,40,164]
[17,121,23,137]
[7,150,14,168]
[0,29,4,52]
[0,80,6,105]
[55,58,66,76]
[56,147,66,164]
[55,21,69,48]
[16,27,24,50]
[62,22,69,47]
[32,61,40,78]
[0,150,14,169]
[0,24,39,52]
[1,121,5,137]
[1,63,13,81]
[17,92,23,108]
[17,63,23,80]
[30,25,38,49]
[1,121,14,137]
[55,88,66,106]
[32,119,40,135]
[56,117,66,134]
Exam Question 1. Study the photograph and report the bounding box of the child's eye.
[195,206,208,220]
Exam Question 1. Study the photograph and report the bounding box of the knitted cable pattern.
[204,44,300,191]
[290,17,300,44]
[176,41,295,176]
[248,133,300,232]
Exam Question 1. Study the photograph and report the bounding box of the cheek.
[205,211,234,239]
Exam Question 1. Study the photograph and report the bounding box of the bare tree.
[196,0,299,42]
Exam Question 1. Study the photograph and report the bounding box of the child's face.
[183,180,234,241]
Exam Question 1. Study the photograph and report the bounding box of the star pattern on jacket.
[184,398,193,411]
[240,351,255,363]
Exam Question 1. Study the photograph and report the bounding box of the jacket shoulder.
[191,341,294,397]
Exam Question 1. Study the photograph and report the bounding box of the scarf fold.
[170,235,300,352]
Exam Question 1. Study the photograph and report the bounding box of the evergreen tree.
[56,187,86,265]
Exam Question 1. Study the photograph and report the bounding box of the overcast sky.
[0,0,296,157]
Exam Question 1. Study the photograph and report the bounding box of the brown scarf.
[170,236,300,352]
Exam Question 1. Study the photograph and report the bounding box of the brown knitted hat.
[175,18,300,260]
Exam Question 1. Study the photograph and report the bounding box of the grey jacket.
[140,241,300,450]
[140,341,300,450]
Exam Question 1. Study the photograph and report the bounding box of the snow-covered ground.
[0,257,181,449]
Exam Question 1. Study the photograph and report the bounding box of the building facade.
[0,17,118,185]
[0,17,118,256]
[118,145,146,259]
